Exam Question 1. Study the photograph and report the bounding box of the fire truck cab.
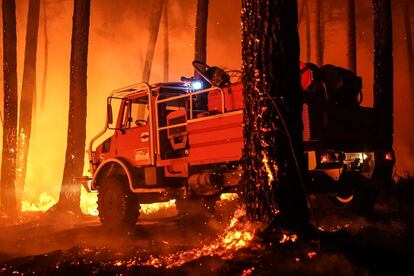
[80,61,394,227]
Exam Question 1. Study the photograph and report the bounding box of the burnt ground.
[1,179,414,275]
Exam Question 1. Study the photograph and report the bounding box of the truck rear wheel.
[97,176,140,228]
[312,173,378,218]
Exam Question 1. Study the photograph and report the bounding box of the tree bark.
[346,0,357,73]
[40,1,48,110]
[372,0,393,151]
[57,0,90,212]
[16,0,41,203]
[241,0,310,234]
[194,0,208,63]
[142,0,164,82]
[163,0,169,82]
[305,0,311,62]
[1,0,18,216]
[403,0,414,113]
[315,0,323,66]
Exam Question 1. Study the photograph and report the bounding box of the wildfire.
[21,192,57,212]
[21,192,240,216]
[144,207,257,268]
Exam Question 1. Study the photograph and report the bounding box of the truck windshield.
[122,96,149,128]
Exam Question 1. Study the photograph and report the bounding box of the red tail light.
[385,151,394,161]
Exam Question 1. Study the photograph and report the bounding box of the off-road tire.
[97,176,140,228]
[312,172,378,218]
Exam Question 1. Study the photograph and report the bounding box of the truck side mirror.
[107,104,113,125]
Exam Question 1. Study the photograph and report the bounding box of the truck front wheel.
[97,176,140,228]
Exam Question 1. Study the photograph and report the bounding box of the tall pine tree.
[56,0,90,212]
[241,0,310,236]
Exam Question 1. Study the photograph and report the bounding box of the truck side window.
[130,96,149,127]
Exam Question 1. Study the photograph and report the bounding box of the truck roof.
[111,82,190,99]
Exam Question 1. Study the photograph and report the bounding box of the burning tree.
[56,0,90,212]
[17,0,41,203]
[1,0,18,216]
[241,0,311,236]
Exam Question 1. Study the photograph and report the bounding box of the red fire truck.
[79,61,394,226]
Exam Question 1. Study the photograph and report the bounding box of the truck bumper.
[74,176,97,193]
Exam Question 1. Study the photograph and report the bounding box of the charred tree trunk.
[16,0,41,203]
[40,1,48,110]
[1,0,18,216]
[163,0,169,82]
[305,0,311,62]
[241,0,310,235]
[315,0,323,66]
[347,0,357,73]
[403,0,414,111]
[194,0,208,63]
[57,0,90,212]
[372,0,393,151]
[142,0,164,82]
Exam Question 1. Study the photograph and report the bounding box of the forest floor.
[1,178,414,275]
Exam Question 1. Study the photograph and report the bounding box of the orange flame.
[22,192,239,216]
[144,207,257,268]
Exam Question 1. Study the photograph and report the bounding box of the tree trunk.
[305,0,311,62]
[163,0,169,82]
[315,0,323,66]
[16,0,41,203]
[142,0,164,82]
[1,0,18,216]
[241,0,310,235]
[372,0,393,151]
[57,0,90,212]
[347,0,357,73]
[194,0,208,63]
[40,1,48,110]
[403,0,414,111]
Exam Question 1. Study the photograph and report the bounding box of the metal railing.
[155,87,226,155]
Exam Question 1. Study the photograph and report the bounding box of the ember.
[143,207,257,268]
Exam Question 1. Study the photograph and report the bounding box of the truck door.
[116,95,152,166]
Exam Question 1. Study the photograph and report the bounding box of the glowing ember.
[141,200,176,214]
[261,151,278,187]
[279,233,298,244]
[307,251,317,259]
[220,193,239,201]
[144,207,257,268]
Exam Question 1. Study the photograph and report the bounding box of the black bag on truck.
[301,62,327,104]
[319,64,362,106]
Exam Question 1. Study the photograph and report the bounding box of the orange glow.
[262,151,278,186]
[21,192,56,212]
[144,208,257,268]
[279,233,298,244]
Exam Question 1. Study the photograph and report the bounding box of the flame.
[144,207,257,268]
[21,192,57,212]
[220,193,239,201]
[22,191,240,216]
[279,233,298,244]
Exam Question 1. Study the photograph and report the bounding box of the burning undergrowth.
[142,207,258,268]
